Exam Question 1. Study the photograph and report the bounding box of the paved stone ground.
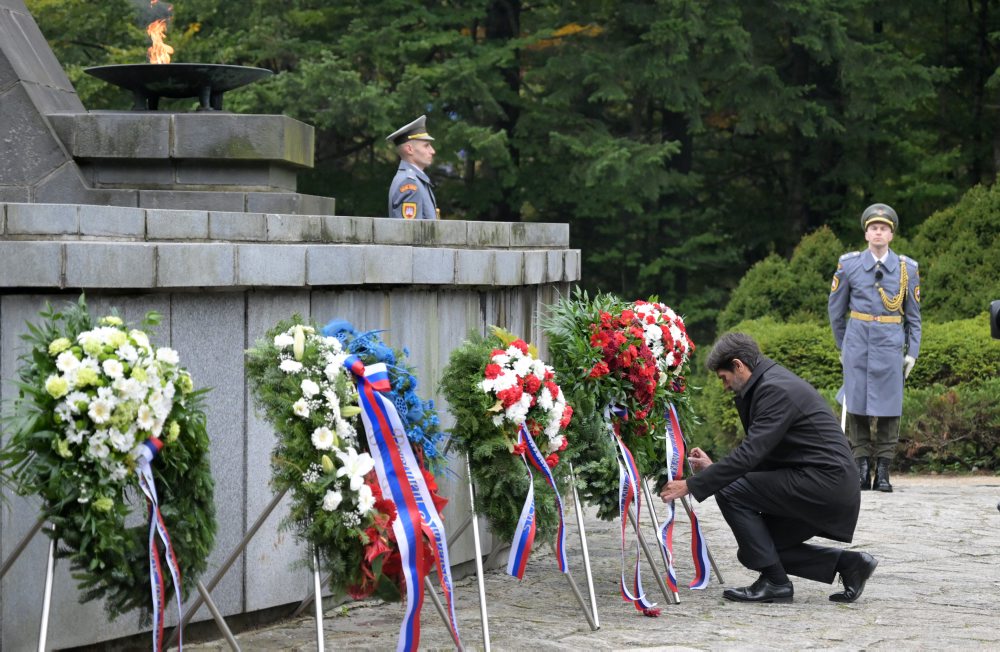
[183,476,1000,651]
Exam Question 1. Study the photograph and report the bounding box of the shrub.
[717,226,846,331]
[686,317,1000,471]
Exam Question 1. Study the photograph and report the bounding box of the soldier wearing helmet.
[828,203,922,493]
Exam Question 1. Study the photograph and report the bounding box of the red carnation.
[524,374,541,394]
[511,339,529,354]
[490,348,507,358]
[589,361,610,378]
[484,363,502,379]
[545,453,559,468]
[560,405,573,428]
[512,442,527,456]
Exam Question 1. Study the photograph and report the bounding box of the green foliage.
[717,226,848,331]
[439,330,568,543]
[0,296,216,623]
[30,0,996,339]
[899,380,1000,472]
[687,316,1000,469]
[907,182,1000,322]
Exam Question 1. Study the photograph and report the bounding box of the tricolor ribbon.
[345,355,461,651]
[658,402,710,590]
[507,423,569,578]
[135,437,184,652]
[605,405,659,616]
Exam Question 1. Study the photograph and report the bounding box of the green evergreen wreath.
[440,328,574,544]
[543,290,696,520]
[0,296,216,622]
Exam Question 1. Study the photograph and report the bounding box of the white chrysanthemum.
[492,370,519,392]
[108,427,135,453]
[505,345,526,359]
[537,386,554,411]
[336,447,375,491]
[322,490,343,512]
[156,347,179,365]
[102,358,125,380]
[292,399,310,418]
[491,414,504,426]
[65,391,88,413]
[151,418,164,437]
[491,353,510,365]
[479,379,495,394]
[547,434,566,454]
[301,378,320,398]
[355,484,376,514]
[55,402,73,422]
[311,426,335,450]
[80,356,101,373]
[280,359,303,374]
[335,419,356,445]
[116,343,138,363]
[118,377,147,402]
[129,329,150,349]
[274,333,295,348]
[136,404,156,431]
[107,463,128,483]
[56,351,80,373]
[512,356,534,377]
[68,428,87,445]
[87,432,110,460]
[531,360,548,379]
[88,398,113,424]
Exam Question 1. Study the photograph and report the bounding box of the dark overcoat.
[686,358,860,543]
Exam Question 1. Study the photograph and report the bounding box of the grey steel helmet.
[860,203,898,232]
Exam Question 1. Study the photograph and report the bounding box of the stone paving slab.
[181,476,1000,651]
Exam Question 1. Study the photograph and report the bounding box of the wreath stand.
[455,453,599,651]
[0,515,239,652]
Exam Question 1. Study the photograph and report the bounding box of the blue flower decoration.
[321,319,445,470]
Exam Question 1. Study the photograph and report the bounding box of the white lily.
[336,447,375,491]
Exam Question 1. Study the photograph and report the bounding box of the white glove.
[903,355,916,379]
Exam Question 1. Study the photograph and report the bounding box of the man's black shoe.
[830,551,878,603]
[723,575,793,603]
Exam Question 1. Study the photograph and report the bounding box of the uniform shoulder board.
[900,255,919,268]
[838,251,861,261]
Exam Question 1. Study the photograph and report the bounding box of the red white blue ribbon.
[606,405,659,616]
[345,355,461,651]
[658,402,710,590]
[507,423,569,578]
[135,437,184,652]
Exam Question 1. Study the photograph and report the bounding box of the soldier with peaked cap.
[386,115,440,220]
[828,203,922,493]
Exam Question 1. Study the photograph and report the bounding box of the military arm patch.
[399,183,418,193]
[402,202,417,219]
[831,275,840,293]
[914,285,921,302]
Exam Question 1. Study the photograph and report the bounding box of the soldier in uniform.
[386,115,440,220]
[828,203,922,493]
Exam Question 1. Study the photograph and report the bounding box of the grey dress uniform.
[828,248,922,418]
[388,160,438,220]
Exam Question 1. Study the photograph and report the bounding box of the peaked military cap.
[861,203,898,232]
[387,115,435,146]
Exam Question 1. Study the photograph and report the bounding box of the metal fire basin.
[84,63,273,111]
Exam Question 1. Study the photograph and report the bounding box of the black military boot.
[873,457,893,492]
[857,458,871,491]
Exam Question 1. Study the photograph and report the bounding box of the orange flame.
[146,1,174,64]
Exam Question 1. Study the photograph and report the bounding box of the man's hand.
[660,479,689,502]
[688,447,713,472]
[903,355,916,378]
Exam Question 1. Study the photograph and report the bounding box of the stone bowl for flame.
[84,63,273,111]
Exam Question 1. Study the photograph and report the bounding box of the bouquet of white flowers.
[0,296,216,624]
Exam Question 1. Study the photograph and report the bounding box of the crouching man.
[660,332,877,603]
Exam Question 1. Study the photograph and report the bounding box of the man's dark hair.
[705,332,763,372]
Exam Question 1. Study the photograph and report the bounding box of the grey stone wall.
[0,204,578,649]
